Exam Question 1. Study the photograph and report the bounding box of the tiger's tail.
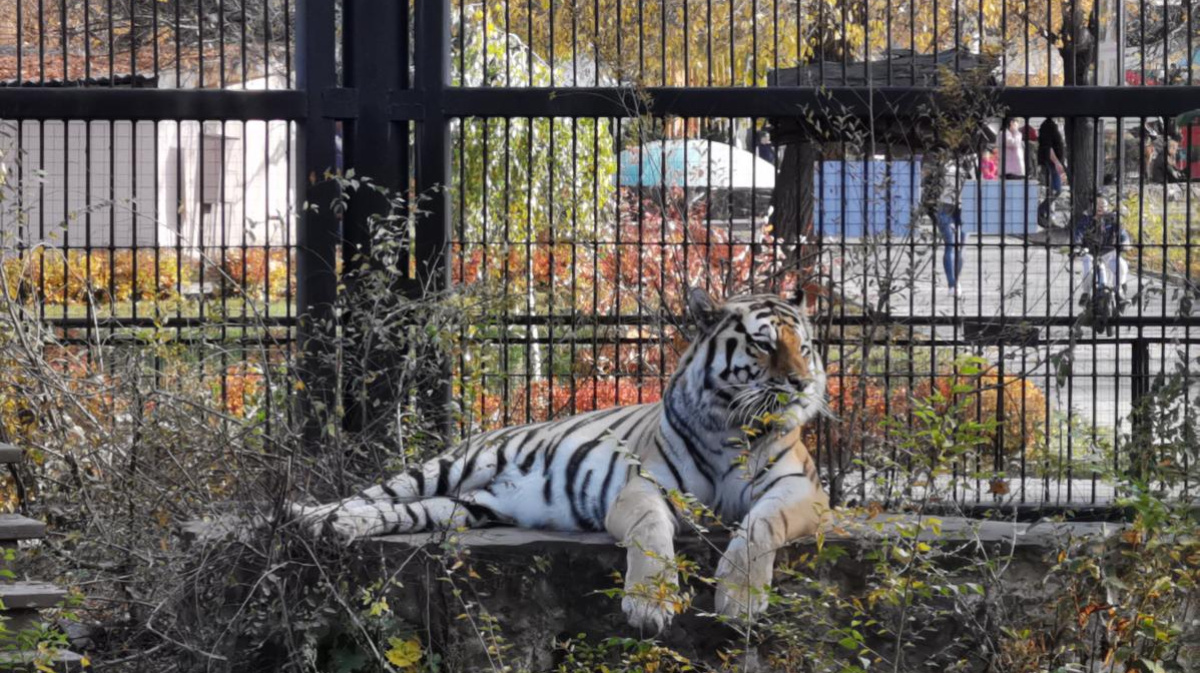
[290,439,503,539]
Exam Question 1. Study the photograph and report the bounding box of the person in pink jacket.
[1001,118,1026,179]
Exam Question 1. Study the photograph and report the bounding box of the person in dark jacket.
[1150,136,1186,184]
[1023,124,1039,176]
[1037,118,1067,226]
[1123,127,1156,179]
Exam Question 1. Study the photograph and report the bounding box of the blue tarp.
[818,161,1039,238]
[818,161,921,238]
[959,181,1040,235]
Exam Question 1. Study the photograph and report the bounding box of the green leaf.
[328,645,368,673]
[1140,659,1166,673]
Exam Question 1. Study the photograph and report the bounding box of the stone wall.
[353,517,1131,672]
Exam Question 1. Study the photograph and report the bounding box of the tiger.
[292,289,830,632]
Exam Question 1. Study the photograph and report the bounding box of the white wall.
[0,76,295,254]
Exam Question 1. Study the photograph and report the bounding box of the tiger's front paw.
[621,593,674,635]
[714,537,770,620]
[714,580,767,621]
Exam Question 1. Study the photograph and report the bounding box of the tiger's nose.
[787,374,810,391]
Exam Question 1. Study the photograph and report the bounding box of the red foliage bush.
[822,363,1049,458]
[471,377,667,427]
[215,248,295,301]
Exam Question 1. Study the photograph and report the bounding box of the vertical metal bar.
[458,0,466,85]
[109,120,117,321]
[550,0,556,85]
[502,115,511,427]
[84,0,91,81]
[662,0,668,86]
[728,0,734,86]
[772,0,778,86]
[198,0,205,88]
[1113,116,1125,483]
[569,116,578,415]
[1139,0,1145,85]
[480,118,492,421]
[284,0,294,397]
[548,117,557,416]
[615,116,625,409]
[219,122,228,395]
[38,0,45,84]
[174,121,182,337]
[1188,0,1194,86]
[886,0,893,84]
[131,120,139,323]
[1024,0,1029,85]
[16,0,22,83]
[1130,337,1150,478]
[58,0,67,83]
[525,116,533,421]
[751,0,757,86]
[38,119,45,324]
[455,119,467,437]
[218,0,227,89]
[199,127,207,322]
[591,115,600,415]
[266,0,275,88]
[108,0,115,82]
[63,120,70,325]
[1185,120,1194,499]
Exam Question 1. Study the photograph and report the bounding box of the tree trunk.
[768,141,822,307]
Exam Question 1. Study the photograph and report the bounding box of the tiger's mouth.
[729,379,827,434]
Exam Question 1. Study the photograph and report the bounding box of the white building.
[0,75,295,254]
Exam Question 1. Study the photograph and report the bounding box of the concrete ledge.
[370,515,1126,551]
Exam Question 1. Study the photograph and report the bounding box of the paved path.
[830,228,1193,434]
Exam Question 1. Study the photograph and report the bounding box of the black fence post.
[295,0,341,452]
[414,0,452,293]
[341,0,410,432]
[413,0,453,438]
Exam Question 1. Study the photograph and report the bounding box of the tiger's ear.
[687,287,721,331]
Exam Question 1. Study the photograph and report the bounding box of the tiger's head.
[675,289,828,435]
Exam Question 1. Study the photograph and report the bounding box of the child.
[981,150,998,180]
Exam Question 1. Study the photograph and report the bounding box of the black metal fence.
[1,0,1198,512]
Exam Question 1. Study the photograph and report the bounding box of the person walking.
[1001,118,1026,179]
[1037,118,1067,226]
[922,152,974,300]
